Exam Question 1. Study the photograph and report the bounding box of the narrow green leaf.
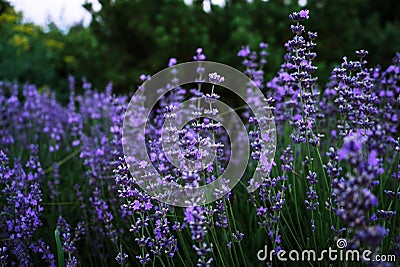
[54,228,65,267]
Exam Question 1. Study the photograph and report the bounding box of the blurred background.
[1,0,399,100]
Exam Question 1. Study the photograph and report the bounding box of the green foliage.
[54,228,65,267]
[81,0,400,94]
[307,0,400,84]
[82,0,298,92]
[0,5,67,90]
[1,0,399,96]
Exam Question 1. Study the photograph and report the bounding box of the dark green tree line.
[1,0,399,95]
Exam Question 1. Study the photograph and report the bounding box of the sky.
[9,0,228,30]
[10,0,102,29]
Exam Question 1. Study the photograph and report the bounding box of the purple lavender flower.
[194,48,206,61]
[115,252,128,265]
[208,72,225,84]
[214,200,228,228]
[289,9,309,22]
[334,131,388,249]
[237,45,251,58]
[185,206,208,242]
[0,148,53,266]
[184,206,214,265]
[267,10,320,145]
[168,57,177,67]
[332,52,379,138]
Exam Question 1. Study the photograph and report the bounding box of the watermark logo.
[257,238,397,263]
[122,61,276,207]
[336,238,347,249]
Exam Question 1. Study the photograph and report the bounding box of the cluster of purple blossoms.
[375,53,400,141]
[0,81,67,152]
[56,216,86,266]
[333,131,388,249]
[115,158,177,265]
[266,9,320,146]
[185,206,213,266]
[254,145,291,255]
[331,51,378,137]
[115,46,259,265]
[0,74,131,265]
[238,42,268,89]
[241,8,398,261]
[0,146,54,266]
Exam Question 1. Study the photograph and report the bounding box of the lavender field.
[0,9,399,266]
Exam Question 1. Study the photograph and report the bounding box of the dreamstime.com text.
[257,239,397,263]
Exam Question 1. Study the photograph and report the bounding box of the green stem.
[43,148,81,174]
[209,225,227,266]
[171,209,194,267]
[227,201,247,267]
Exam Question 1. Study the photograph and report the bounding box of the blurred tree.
[82,0,299,93]
[83,0,213,92]
[308,0,400,83]
[0,3,76,100]
[1,0,399,97]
